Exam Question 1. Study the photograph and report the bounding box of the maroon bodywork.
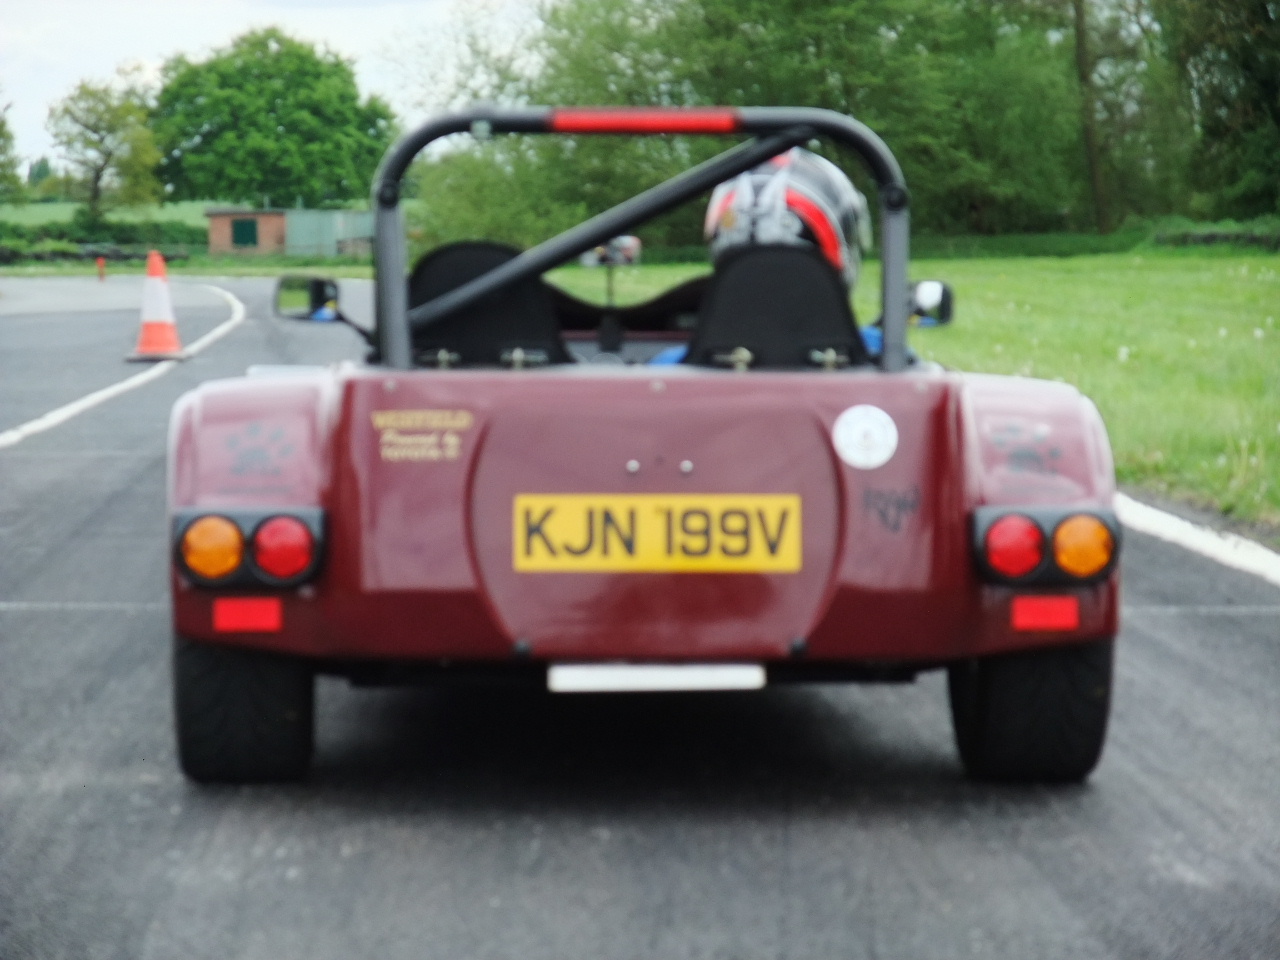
[169,363,1118,670]
[169,106,1123,784]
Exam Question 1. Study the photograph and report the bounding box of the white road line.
[0,601,166,612]
[0,284,246,451]
[186,284,248,353]
[1116,493,1280,590]
[0,360,177,450]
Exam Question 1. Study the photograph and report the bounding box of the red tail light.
[985,514,1044,578]
[253,516,314,580]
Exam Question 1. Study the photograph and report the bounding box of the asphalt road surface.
[1,275,1277,959]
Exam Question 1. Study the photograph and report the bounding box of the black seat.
[407,241,573,367]
[683,245,869,370]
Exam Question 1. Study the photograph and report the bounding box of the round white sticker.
[832,405,898,470]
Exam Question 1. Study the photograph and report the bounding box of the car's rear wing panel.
[370,106,912,373]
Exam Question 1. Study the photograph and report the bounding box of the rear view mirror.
[911,280,954,325]
[578,235,643,312]
[579,235,642,267]
[275,275,341,322]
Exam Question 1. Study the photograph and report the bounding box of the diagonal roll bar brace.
[371,106,911,371]
[404,131,813,335]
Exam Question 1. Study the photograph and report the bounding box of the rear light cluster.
[975,507,1119,585]
[175,509,322,586]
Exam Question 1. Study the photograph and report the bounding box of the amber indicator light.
[181,515,244,580]
[1053,514,1114,578]
[253,516,314,580]
[984,514,1044,578]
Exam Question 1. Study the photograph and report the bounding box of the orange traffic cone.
[127,250,185,361]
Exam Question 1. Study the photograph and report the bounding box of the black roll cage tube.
[371,106,912,371]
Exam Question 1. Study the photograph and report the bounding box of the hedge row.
[1146,215,1280,251]
[0,241,193,264]
[0,214,204,264]
[0,216,206,247]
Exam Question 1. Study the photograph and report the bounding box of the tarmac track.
[0,275,1277,959]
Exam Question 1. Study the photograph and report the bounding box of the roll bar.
[371,106,911,371]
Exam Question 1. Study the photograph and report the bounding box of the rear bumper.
[172,574,1119,667]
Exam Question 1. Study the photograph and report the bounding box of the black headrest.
[407,241,572,367]
[683,245,869,369]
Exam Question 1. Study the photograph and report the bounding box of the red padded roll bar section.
[550,108,741,134]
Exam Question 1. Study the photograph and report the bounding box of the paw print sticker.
[226,421,296,477]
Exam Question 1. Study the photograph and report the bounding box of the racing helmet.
[704,148,872,287]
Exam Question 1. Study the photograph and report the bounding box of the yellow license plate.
[513,494,802,573]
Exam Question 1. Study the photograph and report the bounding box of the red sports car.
[168,106,1119,784]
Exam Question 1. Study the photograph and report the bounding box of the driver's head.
[704,148,871,287]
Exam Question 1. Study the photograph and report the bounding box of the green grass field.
[552,253,1280,531]
[914,254,1278,531]
[0,200,213,227]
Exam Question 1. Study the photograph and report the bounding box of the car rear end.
[166,104,1119,784]
[170,364,1118,784]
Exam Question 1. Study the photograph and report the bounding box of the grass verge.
[913,253,1279,532]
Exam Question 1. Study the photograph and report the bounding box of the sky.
[0,0,536,170]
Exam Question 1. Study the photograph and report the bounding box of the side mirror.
[911,280,954,326]
[275,275,341,322]
[578,235,642,267]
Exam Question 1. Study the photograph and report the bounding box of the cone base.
[127,351,188,362]
[128,319,185,361]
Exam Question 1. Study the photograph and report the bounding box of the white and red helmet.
[704,148,872,287]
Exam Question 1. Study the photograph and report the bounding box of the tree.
[47,69,161,219]
[674,0,1086,231]
[26,158,80,203]
[26,157,52,188]
[1156,0,1280,216]
[408,143,591,253]
[0,94,23,203]
[1068,0,1110,231]
[405,0,1217,240]
[933,0,1192,229]
[1055,0,1198,227]
[152,29,396,208]
[414,0,1090,237]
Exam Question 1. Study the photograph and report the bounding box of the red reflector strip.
[1011,595,1080,631]
[550,108,741,134]
[213,597,283,633]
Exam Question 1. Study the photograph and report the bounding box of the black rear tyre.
[173,635,314,783]
[948,639,1113,783]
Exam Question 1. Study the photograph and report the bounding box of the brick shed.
[205,209,287,255]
